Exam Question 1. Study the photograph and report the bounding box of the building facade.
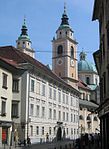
[78,51,100,135]
[93,0,109,149]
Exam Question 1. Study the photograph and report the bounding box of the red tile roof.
[0,46,80,94]
[78,79,91,90]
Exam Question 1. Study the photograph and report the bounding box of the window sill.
[12,116,19,118]
[2,86,8,89]
[1,113,6,116]
[12,90,19,93]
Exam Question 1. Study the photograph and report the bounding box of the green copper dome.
[78,51,97,73]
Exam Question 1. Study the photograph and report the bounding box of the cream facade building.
[0,9,80,144]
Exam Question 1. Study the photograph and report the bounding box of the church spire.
[60,2,69,26]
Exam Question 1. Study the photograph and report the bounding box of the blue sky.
[0,0,99,65]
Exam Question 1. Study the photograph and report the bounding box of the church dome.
[78,51,97,73]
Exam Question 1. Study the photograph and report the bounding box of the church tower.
[52,4,78,88]
[16,18,35,58]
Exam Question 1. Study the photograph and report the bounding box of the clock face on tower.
[71,59,74,67]
[57,58,63,65]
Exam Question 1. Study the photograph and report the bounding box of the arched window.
[57,45,63,55]
[79,115,84,120]
[71,46,74,58]
[94,116,98,121]
[87,115,91,121]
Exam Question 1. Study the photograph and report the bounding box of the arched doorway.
[56,127,62,141]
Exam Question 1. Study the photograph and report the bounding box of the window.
[71,97,73,106]
[1,98,6,116]
[54,127,56,135]
[42,84,46,96]
[30,104,34,116]
[49,127,51,135]
[83,93,85,100]
[2,73,7,89]
[58,91,61,103]
[66,113,69,121]
[63,94,65,103]
[71,114,73,122]
[74,114,75,122]
[57,45,63,55]
[71,46,74,58]
[67,128,68,135]
[71,128,73,135]
[36,82,40,94]
[12,79,19,92]
[49,87,52,99]
[36,105,40,117]
[53,109,56,120]
[49,108,52,119]
[94,116,98,121]
[79,115,84,120]
[36,126,39,135]
[63,112,65,121]
[42,127,44,135]
[31,79,35,92]
[95,78,98,85]
[42,107,45,118]
[86,77,90,85]
[30,125,33,136]
[12,102,19,118]
[66,95,69,104]
[58,111,61,121]
[53,89,56,100]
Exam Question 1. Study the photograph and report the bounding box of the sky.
[0,0,99,66]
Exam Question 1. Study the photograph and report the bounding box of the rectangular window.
[66,95,69,104]
[63,93,65,103]
[42,107,45,118]
[71,114,73,122]
[12,102,19,118]
[1,98,6,116]
[36,105,40,117]
[42,84,46,96]
[30,104,34,116]
[2,73,7,89]
[67,128,68,135]
[30,125,33,136]
[53,89,56,100]
[49,87,52,99]
[58,91,61,103]
[66,113,69,121]
[63,112,65,121]
[71,97,73,106]
[58,111,61,121]
[86,77,90,85]
[36,126,39,135]
[36,82,40,94]
[42,127,44,135]
[49,127,51,135]
[49,108,52,119]
[12,79,19,92]
[31,79,35,92]
[53,109,56,120]
[71,128,73,135]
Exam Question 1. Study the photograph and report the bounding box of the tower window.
[66,31,67,35]
[86,77,90,85]
[57,45,63,55]
[71,46,74,58]
[28,42,29,45]
[18,42,20,45]
[59,72,61,77]
[23,42,25,44]
[60,32,62,35]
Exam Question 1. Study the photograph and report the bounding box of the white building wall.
[0,67,12,146]
[24,73,79,143]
